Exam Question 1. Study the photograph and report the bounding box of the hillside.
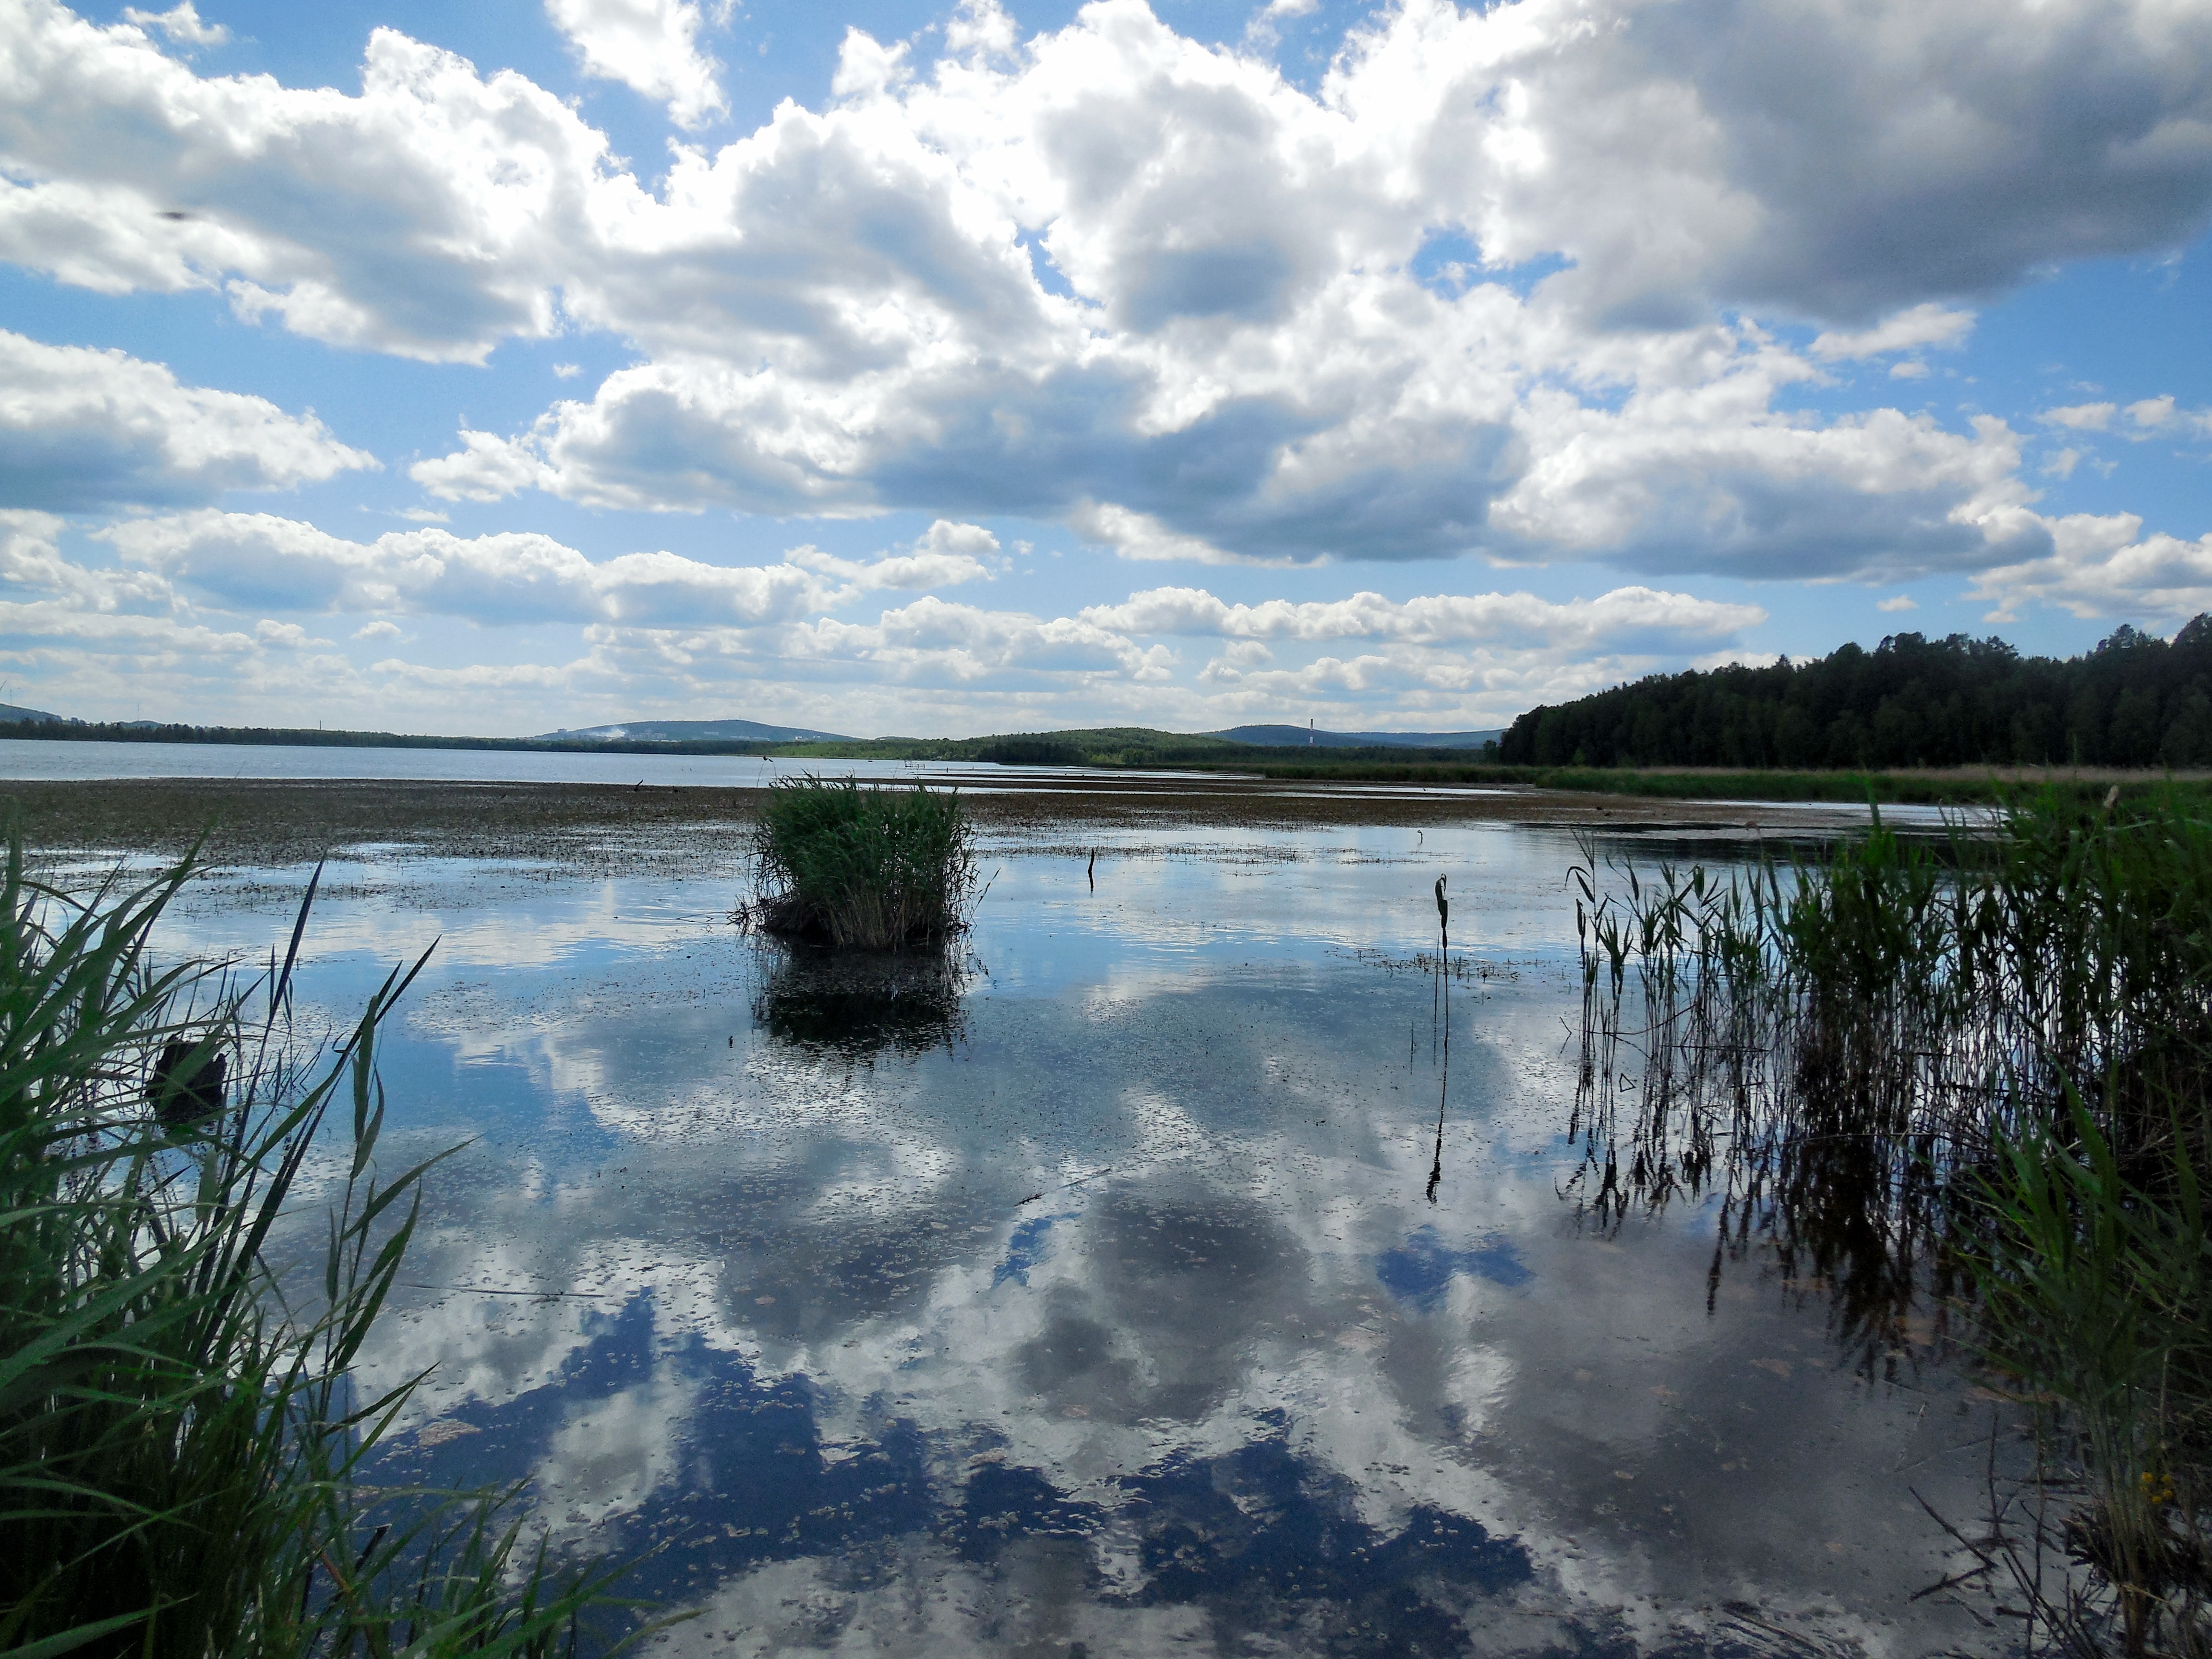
[777,727,1251,765]
[1209,724,1503,749]
[1500,618,2212,769]
[775,725,1514,768]
[535,717,853,744]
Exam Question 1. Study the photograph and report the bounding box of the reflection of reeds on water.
[1563,836,1963,1374]
[751,946,970,1058]
[1563,793,2212,1653]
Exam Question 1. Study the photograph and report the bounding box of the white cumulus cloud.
[1810,305,1975,362]
[120,1,225,47]
[786,520,999,590]
[98,512,834,627]
[2040,402,2117,431]
[0,330,374,509]
[1972,512,2212,622]
[0,0,622,362]
[544,0,725,129]
[2124,395,2212,437]
[1080,584,1764,653]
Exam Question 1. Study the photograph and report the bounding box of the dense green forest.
[1500,617,2212,769]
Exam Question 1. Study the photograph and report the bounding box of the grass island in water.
[738,777,978,952]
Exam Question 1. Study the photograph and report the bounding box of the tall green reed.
[1975,1099,2210,1656]
[1564,790,2212,1651]
[740,777,977,951]
[0,832,628,1659]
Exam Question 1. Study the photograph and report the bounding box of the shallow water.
[158,819,2016,1657]
[0,736,1124,788]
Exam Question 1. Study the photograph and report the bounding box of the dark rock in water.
[149,1039,227,1125]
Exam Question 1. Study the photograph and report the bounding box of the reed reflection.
[1558,836,1963,1377]
[749,946,972,1059]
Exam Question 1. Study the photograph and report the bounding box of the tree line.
[1499,617,2212,770]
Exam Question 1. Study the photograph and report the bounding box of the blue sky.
[1,0,2208,737]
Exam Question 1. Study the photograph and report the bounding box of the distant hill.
[771,725,1513,768]
[535,717,854,744]
[1501,619,2212,769]
[0,701,72,725]
[1210,724,1502,750]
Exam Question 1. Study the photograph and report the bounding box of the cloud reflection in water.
[187,823,2020,1654]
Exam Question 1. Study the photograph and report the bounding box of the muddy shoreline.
[4,774,1855,873]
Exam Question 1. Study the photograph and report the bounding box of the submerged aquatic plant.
[0,832,627,1659]
[739,777,978,951]
[1562,789,2212,1654]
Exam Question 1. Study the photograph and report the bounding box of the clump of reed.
[0,832,625,1658]
[1564,791,2212,1654]
[738,777,977,951]
[1975,1100,2210,1656]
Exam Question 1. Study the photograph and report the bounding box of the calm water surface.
[149,819,2010,1658]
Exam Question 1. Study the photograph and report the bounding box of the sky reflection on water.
[158,820,2016,1657]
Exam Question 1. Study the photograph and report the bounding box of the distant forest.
[1499,617,2212,769]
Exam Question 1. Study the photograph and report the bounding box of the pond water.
[153,817,2014,1658]
[0,737,1118,788]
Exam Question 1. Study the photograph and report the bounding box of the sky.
[1,0,2210,738]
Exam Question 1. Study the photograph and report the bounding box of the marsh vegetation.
[0,838,623,1658]
[1566,793,2212,1654]
[739,777,978,951]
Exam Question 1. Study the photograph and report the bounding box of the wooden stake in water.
[1429,875,1450,1202]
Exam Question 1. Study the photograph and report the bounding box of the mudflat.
[3,774,1858,872]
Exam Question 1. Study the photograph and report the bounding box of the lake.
[121,803,2009,1657]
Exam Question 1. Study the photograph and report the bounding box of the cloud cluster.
[1082,584,1761,654]
[2039,396,2212,439]
[96,512,1003,628]
[119,0,224,48]
[1809,304,1974,363]
[795,598,1173,684]
[4,0,2206,580]
[0,495,1766,729]
[786,519,1001,590]
[0,0,613,361]
[94,505,1753,654]
[0,330,375,510]
[0,509,370,722]
[1974,512,2212,623]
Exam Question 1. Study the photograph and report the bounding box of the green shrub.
[0,832,629,1658]
[741,778,977,950]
